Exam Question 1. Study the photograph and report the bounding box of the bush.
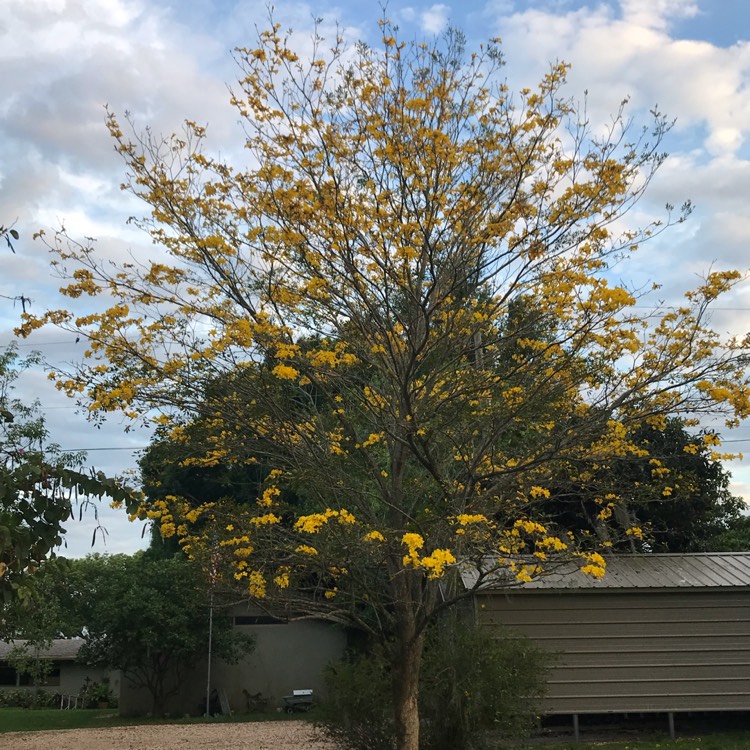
[318,617,549,750]
[0,688,61,708]
[78,677,118,708]
[319,645,394,750]
[420,616,548,750]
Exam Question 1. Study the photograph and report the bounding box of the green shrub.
[319,617,549,750]
[420,616,548,750]
[78,677,118,708]
[319,644,394,750]
[0,689,61,708]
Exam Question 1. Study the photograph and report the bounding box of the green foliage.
[321,645,394,750]
[0,688,60,708]
[0,558,80,642]
[70,552,253,715]
[420,617,548,750]
[5,645,54,704]
[0,345,134,603]
[705,515,750,552]
[540,419,745,552]
[78,676,117,708]
[320,618,548,750]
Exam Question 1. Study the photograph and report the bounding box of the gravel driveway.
[0,720,333,750]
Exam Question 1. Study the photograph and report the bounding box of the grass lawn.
[510,734,750,750]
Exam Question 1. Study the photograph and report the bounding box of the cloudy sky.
[2,0,750,557]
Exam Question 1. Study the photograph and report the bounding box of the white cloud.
[421,3,450,34]
[487,2,750,159]
[620,0,699,31]
[399,7,417,22]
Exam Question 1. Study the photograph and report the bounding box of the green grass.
[507,731,750,750]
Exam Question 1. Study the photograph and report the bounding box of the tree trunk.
[392,628,425,750]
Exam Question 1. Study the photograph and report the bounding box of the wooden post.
[573,713,580,741]
[668,712,675,740]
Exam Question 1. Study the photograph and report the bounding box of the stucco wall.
[213,618,348,710]
[117,617,347,716]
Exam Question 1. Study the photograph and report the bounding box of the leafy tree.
[0,345,132,602]
[606,421,744,552]
[18,21,750,750]
[533,419,745,552]
[69,552,252,715]
[708,514,750,552]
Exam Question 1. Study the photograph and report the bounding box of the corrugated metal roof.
[0,638,83,661]
[461,552,750,591]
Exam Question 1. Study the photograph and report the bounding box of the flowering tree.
[19,22,750,750]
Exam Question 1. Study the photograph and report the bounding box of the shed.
[463,553,750,719]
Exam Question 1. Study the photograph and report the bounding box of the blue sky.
[2,0,750,556]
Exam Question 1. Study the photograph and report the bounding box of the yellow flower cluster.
[272,363,299,380]
[363,530,386,542]
[529,486,551,499]
[295,544,318,556]
[250,513,281,526]
[258,485,280,507]
[248,570,266,598]
[419,549,457,580]
[514,520,548,535]
[401,533,455,579]
[294,508,357,533]
[579,551,606,579]
[401,532,424,568]
[274,567,290,589]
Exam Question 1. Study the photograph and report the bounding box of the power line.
[59,446,149,452]
[1,340,83,347]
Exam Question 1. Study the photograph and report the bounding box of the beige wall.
[118,617,348,716]
[58,665,117,698]
[476,589,750,714]
[214,619,348,710]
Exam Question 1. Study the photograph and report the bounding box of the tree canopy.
[69,552,251,715]
[533,418,745,552]
[0,345,133,602]
[19,21,750,750]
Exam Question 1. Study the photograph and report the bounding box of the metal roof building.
[468,553,750,729]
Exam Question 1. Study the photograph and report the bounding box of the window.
[0,662,61,687]
[0,663,16,686]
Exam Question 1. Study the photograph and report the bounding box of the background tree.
[533,419,746,552]
[0,345,132,602]
[708,515,750,551]
[68,552,252,716]
[19,21,750,750]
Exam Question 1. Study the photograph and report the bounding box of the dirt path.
[0,720,333,750]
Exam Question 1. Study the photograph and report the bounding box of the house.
[117,607,348,716]
[0,638,117,701]
[463,552,750,737]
